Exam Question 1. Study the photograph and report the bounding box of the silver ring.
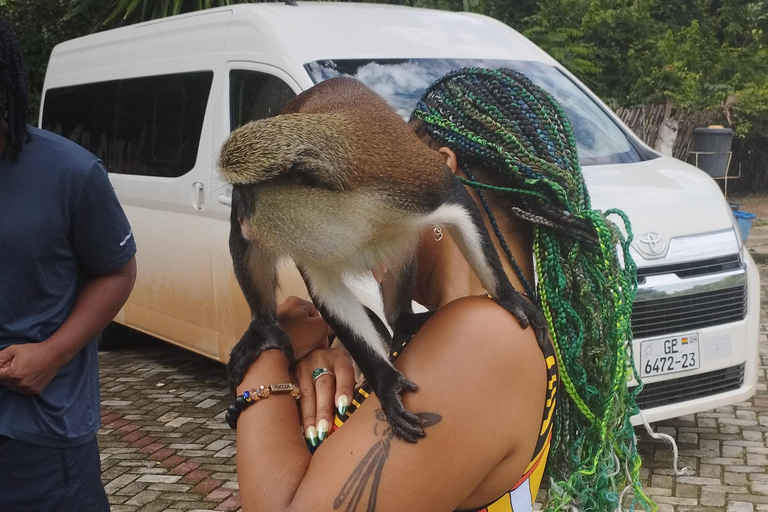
[312,367,333,384]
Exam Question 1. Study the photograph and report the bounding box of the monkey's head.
[219,113,355,191]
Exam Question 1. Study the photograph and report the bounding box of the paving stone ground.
[97,225,768,511]
[97,335,238,512]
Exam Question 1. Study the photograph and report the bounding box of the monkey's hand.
[373,366,424,443]
[497,292,550,354]
[389,311,434,357]
[227,319,295,392]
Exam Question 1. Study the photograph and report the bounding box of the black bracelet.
[225,383,301,429]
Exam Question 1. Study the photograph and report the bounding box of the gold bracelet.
[243,383,301,402]
[226,383,301,429]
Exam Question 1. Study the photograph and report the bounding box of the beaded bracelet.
[225,383,301,429]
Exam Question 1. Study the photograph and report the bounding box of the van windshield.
[305,59,642,166]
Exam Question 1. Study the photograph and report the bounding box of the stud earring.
[433,226,443,242]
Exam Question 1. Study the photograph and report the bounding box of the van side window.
[42,81,120,163]
[230,70,296,131]
[42,71,213,177]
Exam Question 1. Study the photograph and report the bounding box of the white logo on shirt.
[119,230,133,247]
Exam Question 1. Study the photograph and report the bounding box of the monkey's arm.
[378,254,435,354]
[298,265,424,442]
[234,296,547,512]
[227,189,294,391]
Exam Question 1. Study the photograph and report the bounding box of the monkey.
[219,76,547,442]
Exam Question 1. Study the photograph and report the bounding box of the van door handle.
[218,187,232,208]
[192,182,205,210]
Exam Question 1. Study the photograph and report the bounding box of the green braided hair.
[411,68,653,511]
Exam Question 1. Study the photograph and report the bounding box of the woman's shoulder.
[390,294,549,477]
[396,295,546,405]
[412,295,543,365]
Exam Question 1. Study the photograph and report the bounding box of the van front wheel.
[97,322,131,351]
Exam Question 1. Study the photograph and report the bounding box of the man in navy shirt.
[0,18,137,511]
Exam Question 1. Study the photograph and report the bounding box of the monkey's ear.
[437,147,458,174]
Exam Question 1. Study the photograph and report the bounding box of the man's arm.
[0,257,137,394]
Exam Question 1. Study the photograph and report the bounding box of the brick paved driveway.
[97,265,768,512]
[97,333,237,512]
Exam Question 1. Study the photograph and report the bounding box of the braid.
[460,160,537,299]
[412,68,652,511]
[0,17,30,161]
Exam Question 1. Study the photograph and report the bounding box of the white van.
[40,2,759,424]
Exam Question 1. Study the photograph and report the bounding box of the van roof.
[46,3,555,86]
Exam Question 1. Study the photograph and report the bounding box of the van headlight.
[731,212,744,251]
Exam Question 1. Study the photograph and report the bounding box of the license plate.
[640,333,700,377]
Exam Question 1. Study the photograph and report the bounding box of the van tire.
[97,322,131,351]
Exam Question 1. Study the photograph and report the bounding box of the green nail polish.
[317,419,329,442]
[337,394,350,416]
[306,425,318,447]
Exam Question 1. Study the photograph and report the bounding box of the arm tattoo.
[334,409,442,512]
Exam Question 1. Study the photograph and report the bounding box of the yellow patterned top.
[329,324,559,512]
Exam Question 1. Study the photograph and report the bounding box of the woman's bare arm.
[236,296,546,512]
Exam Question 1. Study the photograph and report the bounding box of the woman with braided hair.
[235,67,653,512]
[409,68,651,510]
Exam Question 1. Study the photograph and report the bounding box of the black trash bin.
[692,126,734,178]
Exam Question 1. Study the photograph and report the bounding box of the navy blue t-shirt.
[0,127,136,447]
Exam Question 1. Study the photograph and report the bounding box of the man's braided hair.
[0,17,29,161]
[412,68,654,511]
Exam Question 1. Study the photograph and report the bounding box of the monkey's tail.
[217,118,282,186]
[218,113,353,187]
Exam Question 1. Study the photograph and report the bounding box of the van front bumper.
[628,248,760,425]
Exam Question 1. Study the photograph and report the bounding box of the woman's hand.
[276,296,356,446]
[277,296,334,361]
[293,347,356,447]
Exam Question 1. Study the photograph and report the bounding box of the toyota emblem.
[637,232,666,257]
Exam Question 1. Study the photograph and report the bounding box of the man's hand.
[0,342,61,395]
[0,257,137,396]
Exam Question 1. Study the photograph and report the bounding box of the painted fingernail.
[337,395,350,415]
[306,425,318,447]
[317,419,329,442]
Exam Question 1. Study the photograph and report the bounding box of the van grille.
[632,364,745,410]
[632,284,747,339]
[637,255,742,281]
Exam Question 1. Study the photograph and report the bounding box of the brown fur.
[219,77,545,442]
[219,77,452,210]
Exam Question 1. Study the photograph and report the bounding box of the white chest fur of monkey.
[238,183,490,285]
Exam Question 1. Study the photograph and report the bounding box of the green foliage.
[733,80,768,136]
[522,27,601,87]
[515,0,768,139]
[629,21,711,108]
[1,0,98,121]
